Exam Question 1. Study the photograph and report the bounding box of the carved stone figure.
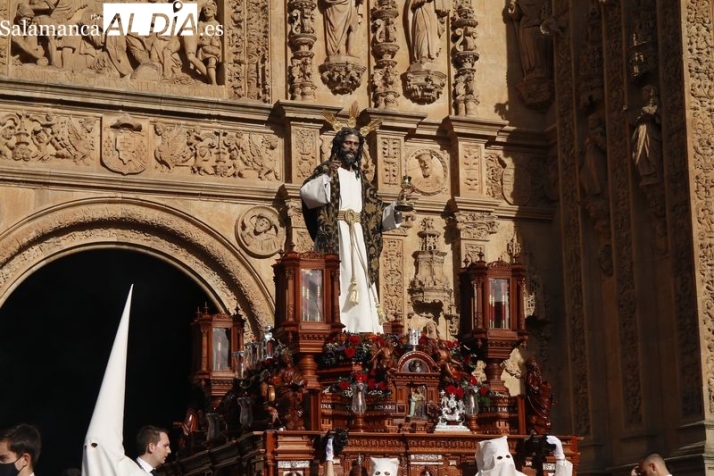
[507,0,553,109]
[409,151,445,195]
[508,0,549,81]
[244,135,281,181]
[580,114,607,197]
[154,123,192,171]
[631,84,661,185]
[406,0,449,65]
[323,0,361,58]
[29,0,87,69]
[11,4,47,65]
[239,210,282,257]
[192,137,217,175]
[524,357,553,435]
[196,2,223,85]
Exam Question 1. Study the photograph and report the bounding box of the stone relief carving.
[0,2,8,69]
[10,0,225,86]
[380,137,401,187]
[578,1,603,111]
[500,154,532,206]
[287,0,318,100]
[579,113,612,275]
[552,0,589,436]
[463,242,484,264]
[683,0,707,418]
[0,111,98,164]
[485,152,504,199]
[449,211,498,241]
[461,144,480,193]
[295,128,320,181]
[320,0,366,94]
[507,0,554,110]
[243,0,271,101]
[406,149,447,196]
[0,199,273,332]
[404,0,450,104]
[7,0,272,100]
[236,206,285,257]
[102,115,148,175]
[601,0,642,427]
[382,237,405,323]
[628,0,657,80]
[580,114,607,198]
[282,198,312,253]
[451,0,479,116]
[150,125,281,180]
[370,0,400,109]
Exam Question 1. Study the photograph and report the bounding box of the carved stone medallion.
[236,206,285,258]
[406,150,447,196]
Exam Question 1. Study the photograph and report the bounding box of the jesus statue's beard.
[339,149,359,168]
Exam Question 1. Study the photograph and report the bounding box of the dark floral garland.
[319,332,490,402]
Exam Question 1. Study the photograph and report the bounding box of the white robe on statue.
[301,168,400,334]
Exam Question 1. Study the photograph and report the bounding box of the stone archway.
[0,196,273,333]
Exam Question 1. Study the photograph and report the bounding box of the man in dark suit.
[135,426,170,474]
[0,424,42,476]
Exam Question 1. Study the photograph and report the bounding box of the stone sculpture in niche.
[236,206,284,257]
[320,0,366,94]
[507,0,554,109]
[404,0,449,104]
[323,0,360,57]
[407,0,448,65]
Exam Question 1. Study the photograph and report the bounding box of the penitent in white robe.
[301,168,400,334]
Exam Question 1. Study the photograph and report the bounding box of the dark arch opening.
[0,249,212,476]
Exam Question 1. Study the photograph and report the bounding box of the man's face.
[148,432,171,467]
[0,440,28,474]
[339,134,360,168]
[255,217,270,233]
[417,155,432,176]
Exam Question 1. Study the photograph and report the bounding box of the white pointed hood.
[82,286,146,476]
[475,436,527,476]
